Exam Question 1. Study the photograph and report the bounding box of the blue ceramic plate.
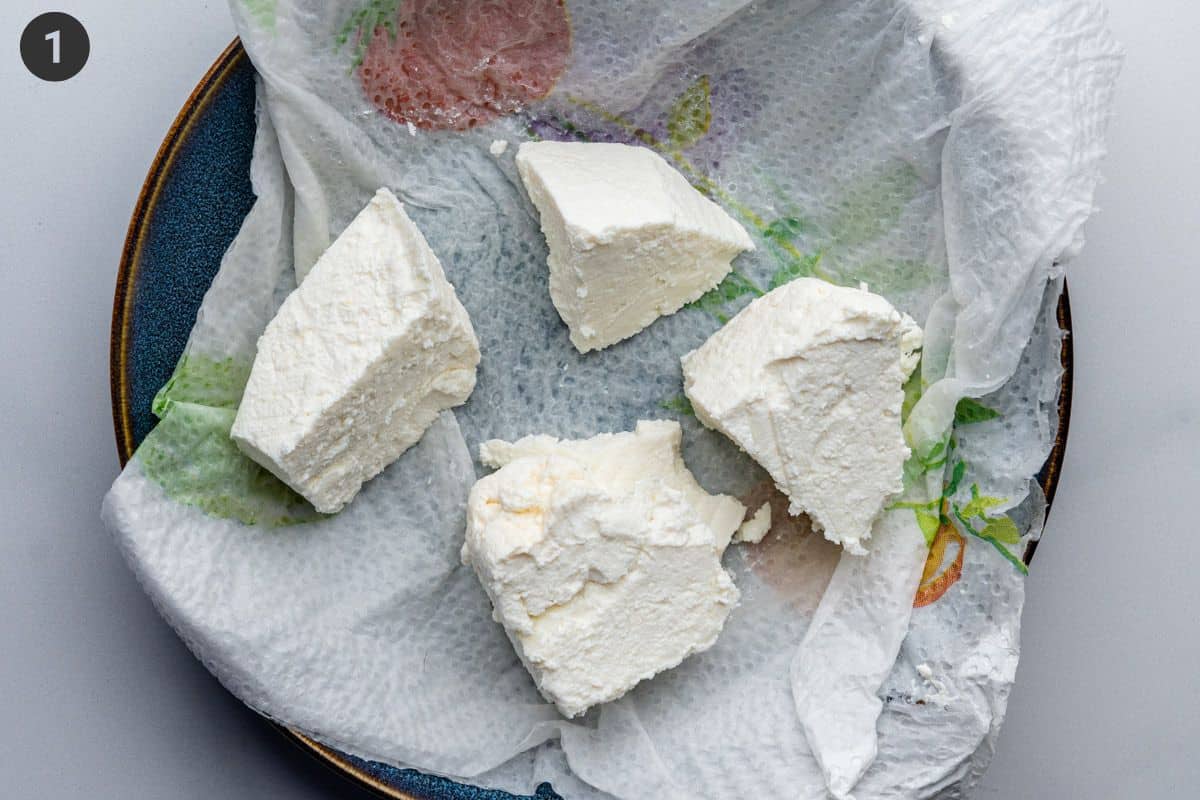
[111,40,1072,800]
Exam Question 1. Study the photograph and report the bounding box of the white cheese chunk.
[464,420,744,717]
[681,278,922,554]
[516,141,755,352]
[231,188,480,514]
[734,502,772,544]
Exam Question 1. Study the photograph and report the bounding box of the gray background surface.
[0,1,1195,797]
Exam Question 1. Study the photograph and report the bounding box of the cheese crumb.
[488,139,509,156]
[915,662,951,704]
[734,502,772,544]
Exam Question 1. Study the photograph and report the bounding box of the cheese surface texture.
[231,188,480,514]
[516,141,754,352]
[464,420,744,717]
[682,278,922,554]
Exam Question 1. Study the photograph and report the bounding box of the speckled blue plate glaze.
[111,39,1071,800]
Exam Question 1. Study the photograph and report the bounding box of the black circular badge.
[20,12,89,82]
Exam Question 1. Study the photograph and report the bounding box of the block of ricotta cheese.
[231,188,481,514]
[681,278,922,555]
[463,420,744,717]
[516,141,755,352]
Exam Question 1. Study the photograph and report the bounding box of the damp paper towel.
[102,1,1120,797]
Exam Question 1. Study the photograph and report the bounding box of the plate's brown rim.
[111,40,246,464]
[110,37,1073,800]
[1025,281,1073,564]
[275,727,427,800]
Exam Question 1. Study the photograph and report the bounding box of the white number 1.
[45,29,61,64]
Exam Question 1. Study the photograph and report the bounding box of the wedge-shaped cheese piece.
[463,420,744,717]
[682,278,922,554]
[231,188,480,514]
[516,141,755,352]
